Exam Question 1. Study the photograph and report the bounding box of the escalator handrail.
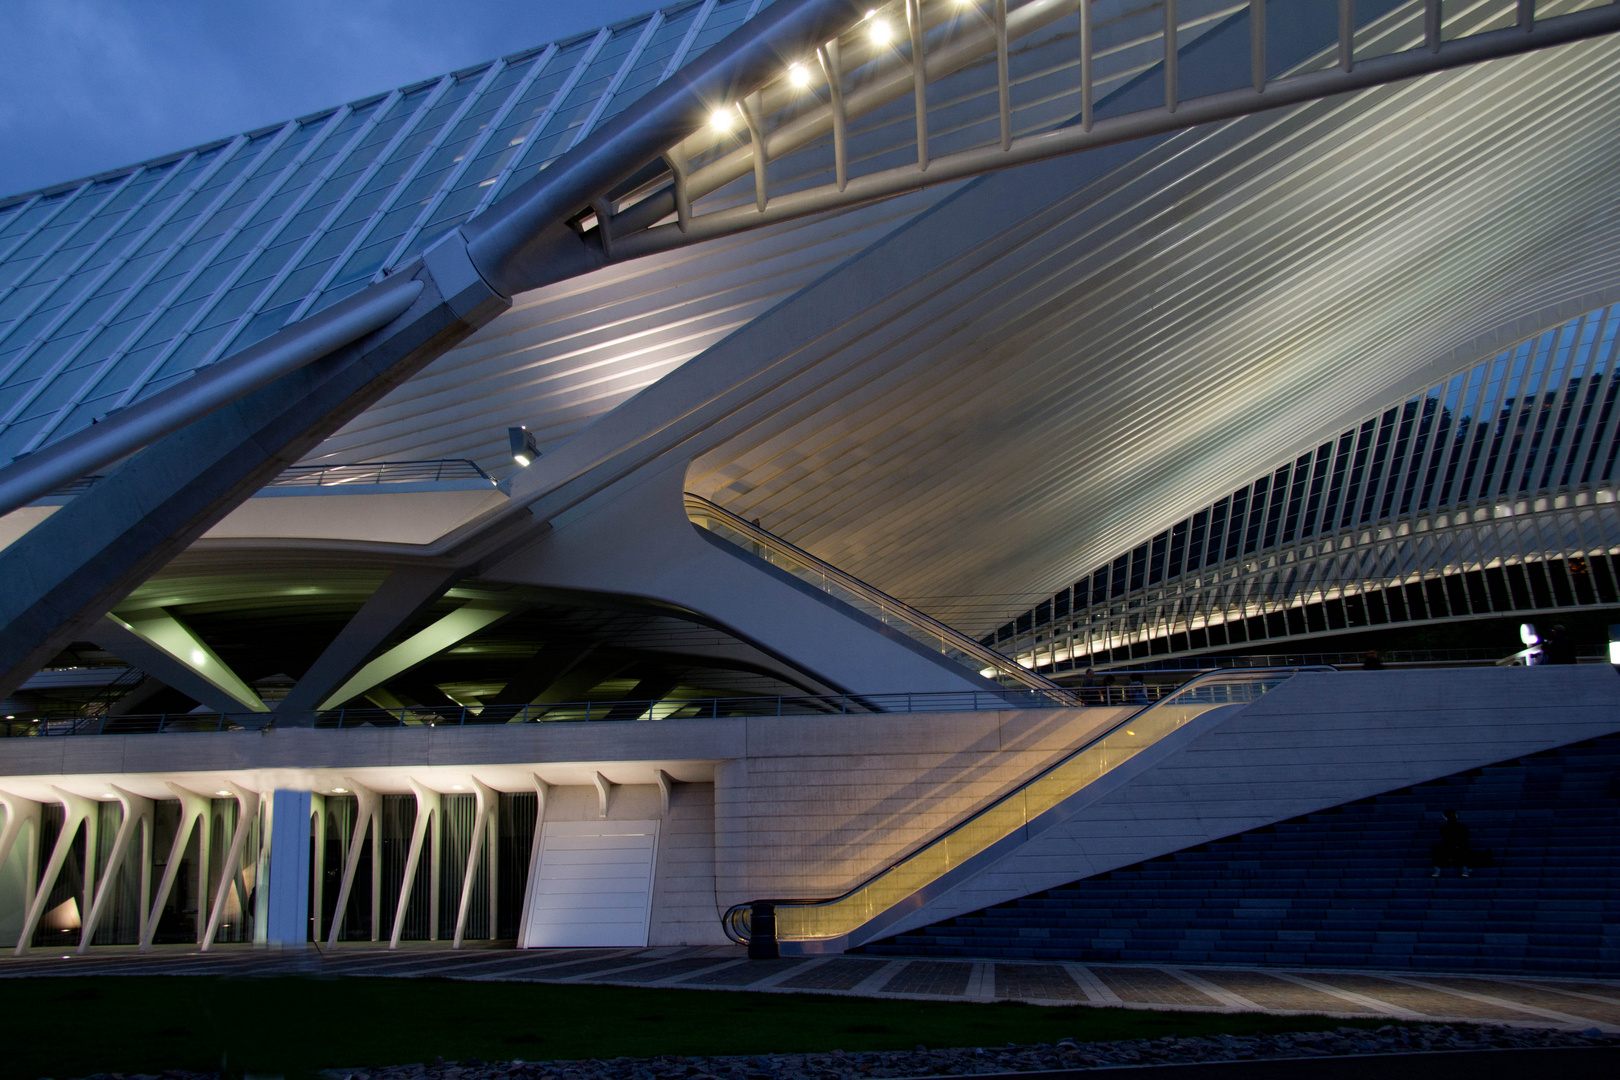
[720,664,1336,946]
[685,492,1067,695]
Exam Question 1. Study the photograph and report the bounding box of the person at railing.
[1126,676,1149,705]
[1078,668,1101,705]
[1362,649,1384,670]
[1543,624,1578,665]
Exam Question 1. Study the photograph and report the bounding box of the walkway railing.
[685,493,1065,694]
[45,459,493,501]
[723,666,1334,954]
[267,459,493,487]
[0,686,1165,737]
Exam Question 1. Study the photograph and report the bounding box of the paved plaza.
[5,945,1619,1033]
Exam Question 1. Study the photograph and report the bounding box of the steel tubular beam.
[0,278,422,521]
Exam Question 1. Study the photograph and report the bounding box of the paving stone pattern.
[869,733,1620,974]
[75,1024,1620,1080]
[6,943,1620,1032]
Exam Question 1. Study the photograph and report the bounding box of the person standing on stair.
[1431,809,1472,878]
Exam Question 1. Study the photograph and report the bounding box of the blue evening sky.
[0,0,660,196]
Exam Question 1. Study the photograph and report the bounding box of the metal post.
[816,42,848,191]
[1251,0,1266,91]
[1518,0,1535,31]
[1165,0,1178,111]
[1425,0,1441,53]
[1080,0,1093,131]
[995,0,1011,149]
[739,93,769,211]
[907,0,929,169]
[1339,0,1355,71]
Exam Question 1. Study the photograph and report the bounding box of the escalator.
[723,666,1333,955]
[687,493,1066,694]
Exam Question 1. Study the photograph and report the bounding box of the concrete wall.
[714,707,1131,904]
[5,668,1615,949]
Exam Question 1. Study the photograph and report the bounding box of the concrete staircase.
[866,733,1620,975]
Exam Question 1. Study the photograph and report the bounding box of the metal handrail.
[268,459,494,488]
[722,666,1335,952]
[684,493,1065,694]
[0,686,1169,737]
[44,459,493,501]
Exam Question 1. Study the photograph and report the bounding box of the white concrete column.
[15,788,97,956]
[452,777,496,948]
[265,789,313,948]
[325,782,379,949]
[141,784,210,951]
[0,792,41,947]
[515,776,549,948]
[79,786,153,952]
[201,784,258,952]
[389,779,440,949]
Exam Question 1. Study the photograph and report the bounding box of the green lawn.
[2,975,1406,1080]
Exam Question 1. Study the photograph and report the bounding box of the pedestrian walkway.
[4,944,1620,1032]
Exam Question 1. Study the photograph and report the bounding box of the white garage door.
[520,820,660,948]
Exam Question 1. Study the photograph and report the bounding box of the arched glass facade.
[0,0,774,466]
[987,303,1620,668]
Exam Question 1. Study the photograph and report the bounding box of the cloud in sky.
[0,0,661,196]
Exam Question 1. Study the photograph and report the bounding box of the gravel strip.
[61,1023,1620,1080]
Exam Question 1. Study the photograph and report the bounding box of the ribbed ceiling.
[311,0,1620,637]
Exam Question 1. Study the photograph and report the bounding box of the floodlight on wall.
[509,426,539,467]
[1520,622,1540,647]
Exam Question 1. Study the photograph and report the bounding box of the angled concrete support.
[318,602,515,711]
[656,770,676,816]
[0,247,509,705]
[390,779,441,948]
[274,566,464,718]
[451,777,498,949]
[78,786,153,953]
[325,781,380,949]
[488,461,996,696]
[16,788,98,955]
[0,792,41,940]
[141,784,211,951]
[594,772,616,819]
[93,612,267,714]
[201,783,258,952]
[515,776,550,949]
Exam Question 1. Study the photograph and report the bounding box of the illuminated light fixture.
[215,790,231,796]
[508,425,539,467]
[788,63,811,88]
[332,788,347,793]
[101,793,114,799]
[869,18,893,44]
[451,784,465,790]
[3,715,12,720]
[189,649,206,666]
[864,7,877,16]
[1520,622,1540,647]
[709,107,736,133]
